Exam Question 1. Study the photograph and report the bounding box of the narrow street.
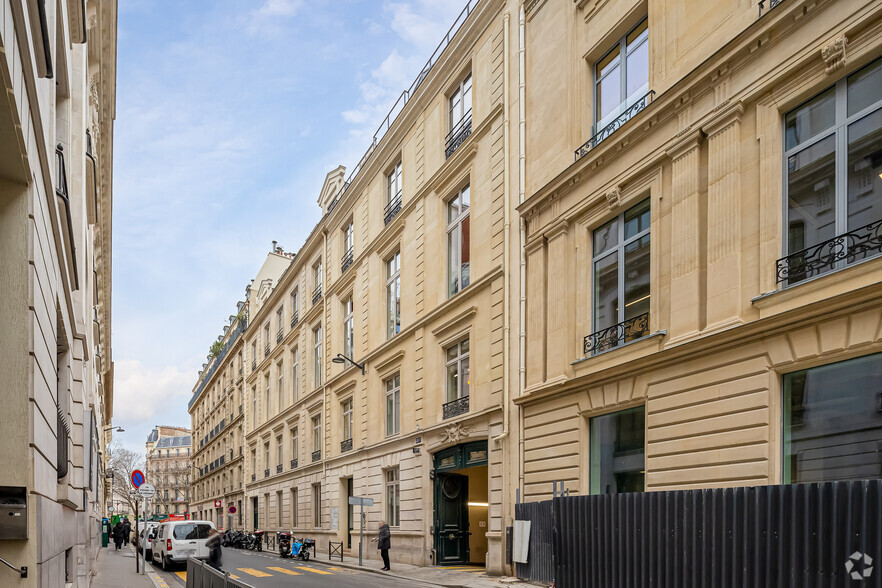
[151,549,428,588]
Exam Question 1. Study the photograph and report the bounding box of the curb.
[308,557,468,588]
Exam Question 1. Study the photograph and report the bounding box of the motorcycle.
[290,537,315,561]
[277,531,292,558]
[248,530,264,552]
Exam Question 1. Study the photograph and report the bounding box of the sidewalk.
[91,545,163,588]
[309,552,532,588]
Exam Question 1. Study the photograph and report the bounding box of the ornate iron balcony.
[312,284,322,305]
[776,218,882,286]
[583,312,650,356]
[312,450,321,462]
[264,343,270,358]
[264,468,270,478]
[341,247,354,273]
[239,446,243,456]
[276,464,283,474]
[277,327,283,343]
[341,438,353,453]
[251,359,256,371]
[291,311,299,329]
[443,396,469,419]
[575,91,655,160]
[239,404,243,415]
[445,113,472,159]
[290,458,298,469]
[758,0,783,17]
[251,473,256,482]
[384,191,403,225]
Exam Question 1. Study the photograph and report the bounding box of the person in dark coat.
[206,529,223,572]
[122,519,131,546]
[112,522,124,550]
[376,521,391,571]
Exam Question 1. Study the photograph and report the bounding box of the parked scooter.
[290,537,315,561]
[247,530,264,552]
[277,531,292,558]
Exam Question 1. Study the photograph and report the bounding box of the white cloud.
[255,0,301,17]
[247,0,302,35]
[113,359,196,424]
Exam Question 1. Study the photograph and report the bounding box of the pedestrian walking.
[371,520,391,571]
[206,529,223,572]
[112,522,124,551]
[122,518,131,547]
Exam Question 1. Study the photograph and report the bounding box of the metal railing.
[186,557,255,588]
[276,326,283,343]
[276,464,283,474]
[341,247,354,273]
[264,469,269,478]
[251,359,256,371]
[329,541,344,562]
[575,90,655,160]
[264,344,269,358]
[188,318,247,410]
[384,191,403,225]
[758,0,783,17]
[312,284,322,304]
[312,450,321,463]
[324,0,479,217]
[251,474,255,482]
[340,438,353,453]
[776,218,882,286]
[290,311,299,329]
[290,459,298,469]
[583,312,650,356]
[443,396,469,419]
[445,113,472,159]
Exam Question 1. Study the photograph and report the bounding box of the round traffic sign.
[228,505,237,514]
[108,506,114,512]
[137,483,156,499]
[131,469,145,488]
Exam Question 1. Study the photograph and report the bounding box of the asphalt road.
[152,547,424,588]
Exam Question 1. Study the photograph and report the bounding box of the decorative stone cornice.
[665,128,705,163]
[702,101,745,139]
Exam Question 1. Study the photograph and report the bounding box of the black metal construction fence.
[515,480,882,587]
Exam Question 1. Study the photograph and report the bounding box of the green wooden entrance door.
[434,473,469,564]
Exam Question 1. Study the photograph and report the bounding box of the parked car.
[135,523,160,560]
[151,520,216,570]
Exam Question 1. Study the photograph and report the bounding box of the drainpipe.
[517,1,527,491]
[492,10,512,446]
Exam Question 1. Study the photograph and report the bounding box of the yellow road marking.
[238,567,273,577]
[174,571,187,580]
[268,566,301,575]
[295,566,333,575]
[230,574,240,579]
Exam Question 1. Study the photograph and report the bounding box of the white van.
[151,520,216,570]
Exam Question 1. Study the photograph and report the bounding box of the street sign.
[214,500,222,508]
[348,496,374,507]
[108,507,114,512]
[131,470,145,488]
[137,483,155,499]
[228,505,237,514]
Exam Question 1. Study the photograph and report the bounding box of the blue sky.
[111,0,467,455]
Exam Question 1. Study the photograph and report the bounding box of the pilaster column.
[704,103,744,331]
[666,129,704,342]
[525,236,547,388]
[544,220,569,381]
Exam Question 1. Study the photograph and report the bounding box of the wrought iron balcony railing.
[312,450,321,462]
[445,113,472,159]
[276,464,283,474]
[384,191,403,225]
[583,312,650,356]
[758,0,783,17]
[575,91,655,160]
[341,247,354,273]
[251,359,256,371]
[290,458,298,469]
[251,473,256,482]
[341,438,353,453]
[443,396,469,419]
[312,284,322,305]
[239,404,243,415]
[277,326,283,344]
[264,343,270,358]
[290,311,299,329]
[239,446,243,456]
[776,219,882,286]
[264,468,270,478]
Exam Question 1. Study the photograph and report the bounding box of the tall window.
[782,58,882,284]
[449,73,472,134]
[385,468,400,527]
[342,399,353,442]
[291,348,299,402]
[263,323,270,352]
[591,199,650,353]
[342,222,354,272]
[445,339,470,402]
[276,307,284,338]
[291,488,298,527]
[595,18,648,131]
[447,185,471,296]
[387,161,402,204]
[784,353,882,483]
[290,290,299,323]
[385,374,400,436]
[251,388,257,428]
[264,374,271,419]
[277,490,283,527]
[277,360,284,409]
[263,442,270,472]
[290,427,298,464]
[251,342,257,366]
[312,415,321,454]
[276,435,283,467]
[312,483,321,527]
[386,251,401,339]
[313,261,323,301]
[589,406,645,494]
[313,326,322,388]
[251,450,257,476]
[343,297,354,360]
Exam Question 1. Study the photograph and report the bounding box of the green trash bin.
[101,518,109,548]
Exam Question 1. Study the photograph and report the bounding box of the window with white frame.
[312,483,321,527]
[343,297,354,360]
[291,348,299,402]
[312,415,321,454]
[445,339,470,403]
[342,398,353,442]
[447,185,471,296]
[251,388,257,428]
[386,251,401,339]
[276,307,284,339]
[290,427,298,464]
[449,73,472,135]
[264,322,270,352]
[264,374,271,419]
[781,57,882,285]
[388,161,402,204]
[385,374,400,436]
[595,18,648,132]
[290,290,299,324]
[313,326,322,388]
[276,435,283,467]
[385,468,400,527]
[590,199,651,354]
[342,222,354,272]
[291,488,298,527]
[263,442,270,472]
[277,360,284,409]
[313,261,323,300]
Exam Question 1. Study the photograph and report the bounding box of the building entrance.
[433,441,488,566]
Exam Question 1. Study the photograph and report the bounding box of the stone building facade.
[518,0,882,499]
[145,427,192,517]
[0,0,116,586]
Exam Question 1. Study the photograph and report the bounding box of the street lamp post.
[331,353,366,375]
